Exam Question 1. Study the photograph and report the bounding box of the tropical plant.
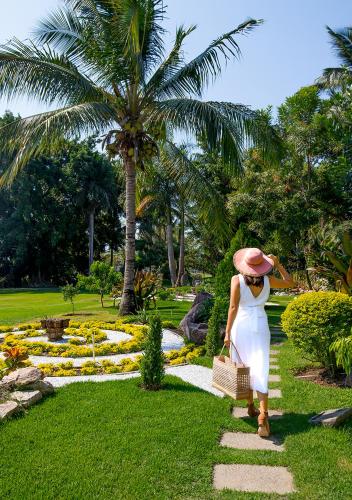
[61,284,80,314]
[77,261,122,307]
[330,333,352,386]
[308,229,352,294]
[0,1,275,314]
[316,26,352,88]
[134,270,159,310]
[3,346,29,373]
[140,315,164,390]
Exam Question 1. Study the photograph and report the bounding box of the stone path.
[213,341,296,495]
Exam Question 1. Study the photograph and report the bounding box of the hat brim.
[233,248,274,277]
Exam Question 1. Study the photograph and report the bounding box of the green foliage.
[61,284,79,314]
[134,270,159,310]
[196,297,214,323]
[78,261,122,307]
[330,334,352,381]
[281,292,352,373]
[205,226,259,356]
[140,315,165,390]
[2,346,29,374]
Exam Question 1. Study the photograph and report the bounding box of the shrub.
[330,334,352,384]
[162,320,176,329]
[205,226,259,356]
[81,366,99,375]
[169,356,186,365]
[281,291,352,373]
[140,315,164,390]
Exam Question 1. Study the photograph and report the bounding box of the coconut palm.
[316,26,352,88]
[0,0,274,314]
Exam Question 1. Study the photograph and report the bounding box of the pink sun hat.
[233,248,274,277]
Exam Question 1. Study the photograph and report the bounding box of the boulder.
[309,407,352,427]
[179,292,213,345]
[10,390,42,408]
[26,380,54,395]
[0,400,19,420]
[1,367,43,389]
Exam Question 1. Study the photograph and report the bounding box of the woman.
[224,248,295,437]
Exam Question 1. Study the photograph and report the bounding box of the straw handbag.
[212,341,250,400]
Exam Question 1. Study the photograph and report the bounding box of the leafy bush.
[140,315,164,390]
[205,226,259,356]
[281,291,352,373]
[157,288,174,301]
[162,320,176,329]
[77,261,122,307]
[3,346,29,373]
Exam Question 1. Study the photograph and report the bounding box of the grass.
[1,343,352,499]
[0,289,192,325]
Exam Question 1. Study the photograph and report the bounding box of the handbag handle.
[220,340,246,366]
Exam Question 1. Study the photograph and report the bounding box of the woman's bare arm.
[224,275,240,348]
[268,254,296,289]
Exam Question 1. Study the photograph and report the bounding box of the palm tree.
[316,26,352,88]
[0,0,274,314]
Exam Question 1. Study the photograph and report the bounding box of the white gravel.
[45,364,224,398]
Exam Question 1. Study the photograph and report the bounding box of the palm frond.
[0,39,110,106]
[151,99,268,171]
[144,25,196,100]
[156,19,263,98]
[327,25,352,69]
[0,102,116,186]
[315,67,351,89]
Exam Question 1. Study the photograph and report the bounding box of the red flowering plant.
[3,346,29,373]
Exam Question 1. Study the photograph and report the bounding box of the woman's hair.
[243,275,264,287]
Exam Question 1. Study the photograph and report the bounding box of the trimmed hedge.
[281,291,352,373]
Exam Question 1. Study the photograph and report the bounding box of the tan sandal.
[247,402,260,418]
[257,412,270,437]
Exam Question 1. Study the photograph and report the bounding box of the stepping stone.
[10,390,42,408]
[213,464,295,494]
[270,365,279,370]
[270,349,279,355]
[269,374,281,382]
[268,388,282,398]
[232,407,284,419]
[220,432,285,452]
[0,401,19,420]
[271,342,284,347]
[270,357,278,363]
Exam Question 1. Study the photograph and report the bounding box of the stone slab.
[268,388,282,398]
[269,374,281,382]
[270,349,280,355]
[270,357,278,364]
[232,407,284,419]
[220,432,285,451]
[271,342,284,347]
[0,400,19,420]
[309,407,352,427]
[10,390,42,408]
[270,365,279,370]
[213,464,295,494]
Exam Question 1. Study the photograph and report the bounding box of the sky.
[0,0,351,119]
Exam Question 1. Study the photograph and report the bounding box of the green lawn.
[1,342,352,499]
[0,289,192,325]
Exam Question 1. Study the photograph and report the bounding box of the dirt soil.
[293,366,351,388]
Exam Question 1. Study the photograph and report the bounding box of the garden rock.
[179,292,213,344]
[0,400,19,420]
[309,407,352,427]
[1,367,43,389]
[10,390,42,408]
[25,380,54,395]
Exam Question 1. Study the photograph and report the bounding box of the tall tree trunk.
[88,209,95,272]
[110,245,114,267]
[176,201,185,286]
[119,157,137,315]
[166,203,177,286]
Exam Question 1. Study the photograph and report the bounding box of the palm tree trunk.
[176,201,185,286]
[119,157,136,315]
[88,209,95,272]
[166,203,177,286]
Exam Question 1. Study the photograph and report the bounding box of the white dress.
[230,274,270,394]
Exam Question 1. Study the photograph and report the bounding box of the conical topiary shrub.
[140,315,165,390]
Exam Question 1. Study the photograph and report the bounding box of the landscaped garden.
[1,0,352,498]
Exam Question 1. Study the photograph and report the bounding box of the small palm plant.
[0,1,275,315]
